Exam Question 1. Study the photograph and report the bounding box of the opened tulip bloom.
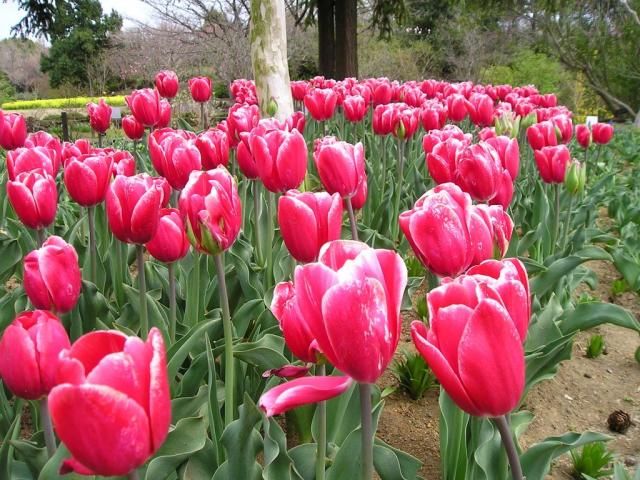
[86,99,112,135]
[227,103,260,146]
[7,146,60,180]
[110,150,136,176]
[0,112,27,150]
[155,70,179,99]
[0,310,70,400]
[188,76,212,103]
[63,154,114,207]
[49,328,170,476]
[7,169,57,230]
[126,88,162,127]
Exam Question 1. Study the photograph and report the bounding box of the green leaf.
[233,334,288,371]
[373,439,422,480]
[167,318,221,380]
[182,438,218,480]
[37,444,89,480]
[560,302,640,335]
[0,405,22,480]
[263,416,303,480]
[439,390,469,480]
[10,440,47,477]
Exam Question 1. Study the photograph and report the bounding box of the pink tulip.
[236,133,258,179]
[575,124,591,149]
[49,328,170,476]
[126,88,161,127]
[526,121,558,150]
[227,103,260,147]
[314,137,366,199]
[23,236,82,313]
[426,138,466,184]
[62,139,92,163]
[188,76,212,103]
[148,129,202,190]
[64,154,114,206]
[284,111,306,134]
[157,100,172,129]
[304,88,338,121]
[489,170,515,209]
[7,169,57,229]
[411,258,529,417]
[0,112,27,150]
[290,81,309,102]
[392,105,420,140]
[447,94,468,122]
[145,208,190,263]
[420,102,448,131]
[110,150,136,176]
[7,146,60,180]
[484,135,520,181]
[466,93,494,127]
[271,281,317,363]
[455,143,503,202]
[122,115,145,140]
[369,78,393,106]
[343,95,367,123]
[259,375,353,416]
[422,125,471,155]
[534,145,571,184]
[155,70,179,99]
[25,131,62,162]
[262,365,311,379]
[230,79,258,105]
[197,128,230,169]
[179,167,242,254]
[87,99,112,134]
[592,123,614,145]
[551,115,573,143]
[349,176,368,210]
[278,190,343,263]
[0,310,70,399]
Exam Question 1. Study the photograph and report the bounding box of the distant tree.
[0,39,47,93]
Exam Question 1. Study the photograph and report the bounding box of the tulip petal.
[130,188,162,243]
[318,239,369,270]
[35,318,70,393]
[68,330,128,375]
[278,196,319,263]
[147,328,171,450]
[38,243,81,313]
[430,304,474,374]
[259,375,353,416]
[0,324,42,399]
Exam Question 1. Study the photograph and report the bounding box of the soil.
[377,258,640,479]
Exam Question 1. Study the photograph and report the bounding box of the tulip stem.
[562,194,575,251]
[391,139,406,243]
[346,197,359,241]
[168,262,177,343]
[200,103,207,130]
[253,181,264,266]
[136,245,149,338]
[494,415,524,480]
[40,397,56,458]
[359,382,374,480]
[127,471,140,480]
[98,133,103,149]
[315,364,327,480]
[266,191,275,287]
[380,136,389,204]
[87,206,97,284]
[553,183,560,252]
[214,253,235,426]
[36,228,46,248]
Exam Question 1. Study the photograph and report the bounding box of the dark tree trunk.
[317,0,336,78]
[335,0,358,79]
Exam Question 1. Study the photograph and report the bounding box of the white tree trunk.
[634,109,640,128]
[249,0,294,121]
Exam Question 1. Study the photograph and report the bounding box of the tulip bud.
[313,137,366,199]
[564,160,586,196]
[592,123,614,145]
[188,76,212,103]
[145,208,190,263]
[0,112,27,150]
[155,70,180,99]
[64,154,114,207]
[7,169,57,229]
[122,115,145,140]
[266,97,278,117]
[86,99,112,134]
[126,88,162,127]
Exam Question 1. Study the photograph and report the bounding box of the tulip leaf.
[233,334,288,371]
[524,332,574,393]
[37,444,88,480]
[167,317,221,380]
[525,294,564,352]
[0,238,21,284]
[439,390,469,480]
[10,440,47,477]
[520,431,611,480]
[262,416,304,480]
[144,416,207,480]
[559,302,640,335]
[288,444,316,480]
[373,439,422,480]
[171,384,209,420]
[232,298,265,339]
[206,334,225,468]
[465,417,508,480]
[182,438,217,480]
[0,404,21,480]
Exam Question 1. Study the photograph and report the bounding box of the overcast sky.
[0,0,155,39]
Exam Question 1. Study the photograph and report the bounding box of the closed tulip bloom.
[179,167,242,254]
[592,123,614,145]
[64,154,114,207]
[188,76,212,103]
[126,88,161,127]
[106,174,164,244]
[343,95,367,122]
[420,102,448,131]
[145,208,190,263]
[349,176,368,210]
[466,93,494,127]
[259,375,353,417]
[0,112,27,150]
[283,110,306,134]
[468,204,514,264]
[236,133,258,179]
[62,139,92,164]
[155,70,179,99]
[25,131,63,164]
[110,150,136,176]
[551,115,573,143]
[24,236,82,313]
[392,105,420,140]
[227,103,260,147]
[148,129,202,190]
[411,258,529,417]
[197,128,230,169]
[370,79,393,105]
[304,88,338,121]
[488,170,515,210]
[534,145,571,184]
[426,138,466,184]
[87,99,112,134]
[278,190,343,263]
[290,80,309,102]
[372,103,396,136]
[7,146,60,180]
[122,115,145,140]
[49,328,170,476]
[455,143,503,202]
[484,135,520,180]
[157,100,172,129]
[0,311,70,400]
[314,137,366,199]
[250,125,307,192]
[447,94,468,122]
[7,169,57,229]
[575,124,592,149]
[422,125,471,155]
[526,121,557,150]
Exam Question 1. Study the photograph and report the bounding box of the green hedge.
[1,95,127,111]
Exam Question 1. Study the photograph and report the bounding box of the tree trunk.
[634,109,640,127]
[317,0,336,78]
[335,0,358,79]
[250,0,294,121]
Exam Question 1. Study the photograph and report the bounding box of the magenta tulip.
[447,94,468,122]
[314,137,366,199]
[126,88,161,127]
[145,208,190,263]
[110,150,136,176]
[420,102,448,131]
[271,281,317,363]
[227,103,260,147]
[122,115,145,141]
[64,154,114,207]
[592,123,614,145]
[0,112,27,150]
[188,76,212,103]
[148,129,202,190]
[7,169,57,229]
[87,99,112,134]
[575,124,591,149]
[304,88,338,121]
[455,143,503,202]
[466,93,494,127]
[0,310,70,399]
[343,95,367,123]
[484,135,520,181]
[534,145,571,184]
[290,81,308,102]
[526,121,558,150]
[155,70,179,99]
[157,100,172,129]
[197,128,230,169]
[25,131,62,163]
[426,138,466,184]
[6,146,60,180]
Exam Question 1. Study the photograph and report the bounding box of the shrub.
[1,95,126,111]
[392,350,438,400]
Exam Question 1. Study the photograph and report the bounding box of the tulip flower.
[304,88,338,121]
[447,94,468,122]
[86,99,112,135]
[526,120,558,150]
[197,128,230,169]
[534,145,571,184]
[592,123,614,145]
[188,76,212,103]
[236,133,258,179]
[157,100,172,129]
[23,236,82,313]
[420,102,448,131]
[422,125,471,155]
[110,150,136,176]
[25,131,63,162]
[278,190,343,263]
[155,70,179,99]
[148,129,202,190]
[466,93,494,127]
[0,112,27,150]
[489,170,516,209]
[343,95,367,123]
[7,169,57,231]
[455,142,503,202]
[575,124,592,149]
[230,78,258,105]
[551,115,573,143]
[283,110,306,134]
[227,103,260,147]
[392,105,420,140]
[372,104,395,136]
[411,257,530,417]
[484,135,520,181]
[313,137,366,199]
[290,80,308,102]
[6,146,60,180]
[145,208,189,264]
[62,139,92,163]
[271,281,317,363]
[426,138,465,184]
[126,88,162,127]
[49,328,170,476]
[369,78,393,105]
[349,176,368,210]
[250,124,307,193]
[0,310,70,400]
[122,115,145,141]
[64,154,113,207]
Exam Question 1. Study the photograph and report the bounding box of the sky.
[0,0,155,39]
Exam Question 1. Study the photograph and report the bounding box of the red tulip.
[6,146,60,180]
[290,80,308,102]
[422,125,471,155]
[126,88,161,127]
[489,170,515,209]
[534,145,571,184]
[372,103,396,136]
[304,88,338,121]
[314,137,366,199]
[148,129,202,190]
[369,78,393,106]
[179,167,242,254]
[455,143,503,202]
[122,115,145,140]
[25,131,62,163]
[110,150,136,176]
[392,105,420,140]
[0,310,70,399]
[278,190,343,263]
[188,76,212,103]
[155,70,179,99]
[526,121,557,150]
[420,101,448,131]
[49,328,170,476]
[0,112,27,150]
[484,135,520,181]
[106,174,165,244]
[259,375,353,416]
[145,208,190,263]
[250,124,307,192]
[447,94,468,122]
[343,95,367,123]
[7,169,57,229]
[426,138,465,184]
[23,236,82,313]
[87,99,112,134]
[592,123,614,145]
[575,124,592,149]
[467,204,514,265]
[551,115,573,143]
[64,154,114,206]
[466,93,494,127]
[230,78,258,105]
[157,100,172,129]
[411,258,529,417]
[227,103,260,146]
[62,139,92,163]
[271,281,317,363]
[197,128,230,169]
